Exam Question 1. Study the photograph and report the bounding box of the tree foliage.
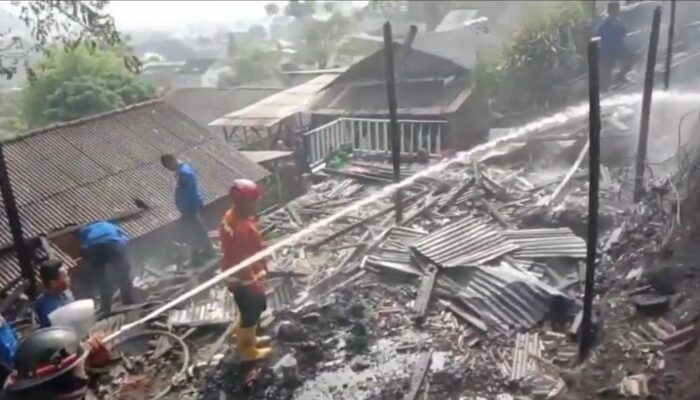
[298,12,354,68]
[20,45,155,127]
[1,1,138,80]
[486,1,590,109]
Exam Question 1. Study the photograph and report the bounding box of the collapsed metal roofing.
[441,262,567,330]
[411,216,520,268]
[502,228,587,259]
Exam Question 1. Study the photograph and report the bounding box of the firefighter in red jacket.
[220,179,271,361]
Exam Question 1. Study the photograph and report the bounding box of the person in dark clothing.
[79,221,135,315]
[160,154,215,267]
[2,327,111,400]
[597,2,636,87]
[292,136,311,174]
[34,260,75,328]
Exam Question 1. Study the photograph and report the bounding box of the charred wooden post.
[664,0,677,90]
[580,38,602,361]
[633,7,662,203]
[0,144,36,299]
[383,22,403,223]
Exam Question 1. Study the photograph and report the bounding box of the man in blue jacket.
[597,2,636,87]
[161,154,215,267]
[79,221,135,314]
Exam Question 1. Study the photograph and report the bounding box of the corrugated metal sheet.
[441,263,566,330]
[210,74,340,128]
[0,101,269,245]
[511,332,542,381]
[502,229,586,259]
[0,242,75,291]
[167,288,236,327]
[365,227,426,276]
[411,216,519,268]
[267,277,299,311]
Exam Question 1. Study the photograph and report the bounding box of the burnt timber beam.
[0,144,36,299]
[580,37,602,361]
[480,198,512,228]
[383,22,403,224]
[413,266,438,325]
[633,6,662,203]
[438,179,473,213]
[404,351,432,400]
[664,0,677,90]
[548,140,590,207]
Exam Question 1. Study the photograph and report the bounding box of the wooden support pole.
[0,144,36,299]
[580,38,602,361]
[633,7,662,203]
[383,22,403,223]
[664,0,677,90]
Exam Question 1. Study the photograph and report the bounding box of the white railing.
[304,117,447,167]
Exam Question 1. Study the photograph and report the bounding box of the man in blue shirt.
[597,2,636,87]
[34,260,74,328]
[79,221,135,314]
[161,154,215,267]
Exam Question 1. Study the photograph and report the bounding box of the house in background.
[0,99,270,294]
[175,58,218,87]
[209,73,342,150]
[165,86,281,149]
[305,43,491,164]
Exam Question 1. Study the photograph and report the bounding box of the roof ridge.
[3,97,166,145]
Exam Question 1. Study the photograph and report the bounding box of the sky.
[107,1,282,31]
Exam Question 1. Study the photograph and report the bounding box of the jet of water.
[105,89,700,343]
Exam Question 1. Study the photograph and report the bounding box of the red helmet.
[229,179,262,201]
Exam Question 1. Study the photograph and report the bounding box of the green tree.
[1,1,137,80]
[485,1,589,109]
[20,45,155,127]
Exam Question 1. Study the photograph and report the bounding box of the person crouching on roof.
[220,179,271,361]
[79,221,135,316]
[34,260,75,329]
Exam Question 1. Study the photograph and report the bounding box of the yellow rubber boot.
[236,326,272,362]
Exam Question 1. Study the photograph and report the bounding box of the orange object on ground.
[219,209,267,292]
[85,335,112,368]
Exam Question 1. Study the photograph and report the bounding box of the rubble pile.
[82,101,700,399]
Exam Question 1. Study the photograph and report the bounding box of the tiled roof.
[0,99,270,246]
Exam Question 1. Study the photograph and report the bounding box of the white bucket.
[48,299,96,338]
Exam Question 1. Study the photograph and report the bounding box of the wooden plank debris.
[441,300,488,333]
[548,140,590,206]
[404,351,432,400]
[413,267,438,325]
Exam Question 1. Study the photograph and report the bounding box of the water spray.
[103,90,700,344]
